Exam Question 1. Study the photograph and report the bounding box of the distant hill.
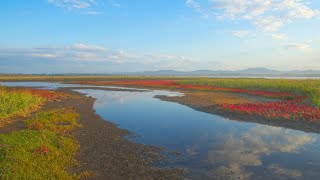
[1,68,320,77]
[126,68,320,77]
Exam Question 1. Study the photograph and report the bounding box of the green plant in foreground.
[0,108,83,179]
[25,108,81,134]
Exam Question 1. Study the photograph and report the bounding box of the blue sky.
[0,0,319,73]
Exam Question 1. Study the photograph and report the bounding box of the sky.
[0,0,319,73]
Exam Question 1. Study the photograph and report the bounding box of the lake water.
[2,82,320,179]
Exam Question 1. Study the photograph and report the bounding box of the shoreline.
[55,88,186,179]
[156,95,320,134]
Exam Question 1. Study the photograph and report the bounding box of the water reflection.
[80,90,184,108]
[205,126,315,179]
[93,91,140,106]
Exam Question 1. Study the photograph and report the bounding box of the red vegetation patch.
[174,84,304,101]
[219,102,320,122]
[19,89,67,101]
[112,80,176,86]
[34,145,49,155]
[27,121,44,130]
[229,88,307,101]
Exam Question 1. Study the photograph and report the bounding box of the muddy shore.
[156,94,320,134]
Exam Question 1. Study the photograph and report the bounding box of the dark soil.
[0,118,26,134]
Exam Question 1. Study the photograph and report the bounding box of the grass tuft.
[0,130,79,179]
[25,108,81,134]
[0,87,44,120]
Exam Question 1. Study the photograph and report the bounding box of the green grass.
[0,130,79,179]
[0,108,83,179]
[0,87,44,121]
[177,78,320,107]
[25,108,81,134]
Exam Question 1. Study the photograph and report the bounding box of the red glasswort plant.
[34,145,49,155]
[27,121,44,130]
[21,89,67,101]
[219,102,320,122]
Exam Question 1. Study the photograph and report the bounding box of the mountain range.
[126,68,320,77]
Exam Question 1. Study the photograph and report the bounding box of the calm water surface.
[2,82,320,179]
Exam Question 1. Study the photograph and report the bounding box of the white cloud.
[32,43,140,62]
[267,33,288,40]
[0,43,218,71]
[106,49,139,61]
[86,11,101,15]
[48,0,95,9]
[279,0,319,19]
[69,43,107,52]
[30,53,57,58]
[229,30,250,38]
[108,0,120,7]
[283,42,312,51]
[188,0,319,32]
[186,0,209,19]
[207,126,314,179]
[253,16,284,32]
